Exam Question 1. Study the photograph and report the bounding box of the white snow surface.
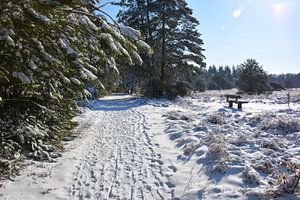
[1,90,300,200]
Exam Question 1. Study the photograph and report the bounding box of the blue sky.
[102,0,300,74]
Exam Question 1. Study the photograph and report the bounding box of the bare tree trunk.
[160,4,166,83]
[137,0,145,35]
[146,0,152,42]
[0,132,4,158]
[146,0,156,76]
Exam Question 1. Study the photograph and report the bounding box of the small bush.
[255,159,276,174]
[164,81,192,98]
[208,143,225,155]
[278,160,300,194]
[207,141,229,174]
[164,111,181,120]
[207,113,226,125]
[243,166,261,185]
[183,143,198,156]
[206,131,230,173]
[260,117,300,134]
[279,174,300,194]
[164,111,194,122]
[140,78,164,97]
[261,140,282,151]
[247,115,263,127]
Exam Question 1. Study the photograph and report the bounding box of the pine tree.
[118,0,206,97]
[204,65,239,90]
[0,0,150,168]
[117,0,157,94]
[206,65,218,90]
[237,59,270,94]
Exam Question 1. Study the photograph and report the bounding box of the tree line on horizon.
[204,63,300,91]
[269,73,300,89]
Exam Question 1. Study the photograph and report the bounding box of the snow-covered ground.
[1,90,300,199]
[161,89,300,199]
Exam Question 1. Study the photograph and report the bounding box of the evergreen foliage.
[269,73,300,89]
[204,65,239,90]
[0,0,150,171]
[117,0,206,97]
[237,59,270,94]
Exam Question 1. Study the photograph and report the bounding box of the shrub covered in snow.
[247,115,263,127]
[277,161,300,194]
[206,131,230,173]
[183,143,199,156]
[260,117,300,134]
[164,111,181,120]
[255,158,276,174]
[261,139,282,151]
[207,113,226,125]
[243,165,261,185]
[164,111,194,122]
[279,174,300,194]
[230,132,255,146]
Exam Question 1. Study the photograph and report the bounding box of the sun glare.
[272,2,289,22]
[233,9,242,18]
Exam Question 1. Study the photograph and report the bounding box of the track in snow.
[70,96,174,200]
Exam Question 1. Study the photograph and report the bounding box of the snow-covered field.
[161,89,300,199]
[1,89,300,199]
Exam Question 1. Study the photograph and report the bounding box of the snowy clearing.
[1,90,300,199]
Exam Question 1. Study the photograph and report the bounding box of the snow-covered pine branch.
[0,0,151,171]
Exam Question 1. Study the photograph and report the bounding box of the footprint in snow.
[165,181,176,188]
[168,165,177,173]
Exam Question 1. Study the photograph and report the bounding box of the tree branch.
[64,9,103,23]
[64,8,120,30]
[98,1,116,9]
[90,4,120,29]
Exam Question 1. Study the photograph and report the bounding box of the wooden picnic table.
[224,94,241,102]
[224,94,248,109]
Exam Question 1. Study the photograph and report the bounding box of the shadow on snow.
[88,96,146,111]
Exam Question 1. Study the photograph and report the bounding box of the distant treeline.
[204,65,300,90]
[268,73,300,88]
[204,65,240,90]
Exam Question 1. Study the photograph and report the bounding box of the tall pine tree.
[118,0,206,97]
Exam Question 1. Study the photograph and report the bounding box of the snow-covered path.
[0,95,175,200]
[70,98,171,199]
[2,91,300,200]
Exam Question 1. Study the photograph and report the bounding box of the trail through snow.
[0,94,178,200]
[2,91,300,200]
[70,99,172,199]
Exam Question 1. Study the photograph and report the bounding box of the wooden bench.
[225,94,248,109]
[228,100,235,108]
[225,94,241,102]
[236,100,249,109]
